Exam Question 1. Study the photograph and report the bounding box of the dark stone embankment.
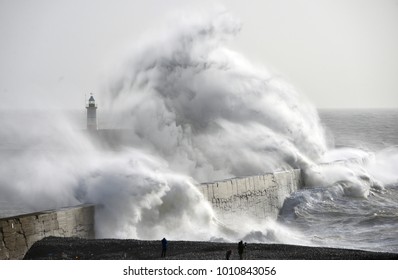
[23,237,398,260]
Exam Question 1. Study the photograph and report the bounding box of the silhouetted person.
[238,240,244,260]
[226,250,232,260]
[161,238,168,257]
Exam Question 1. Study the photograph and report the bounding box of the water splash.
[102,11,327,182]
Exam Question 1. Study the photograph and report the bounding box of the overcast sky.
[1,0,398,110]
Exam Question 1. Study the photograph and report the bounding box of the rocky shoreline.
[23,237,398,260]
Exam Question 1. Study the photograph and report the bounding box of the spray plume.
[102,11,328,182]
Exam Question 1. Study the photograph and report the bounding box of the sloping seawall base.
[0,204,94,260]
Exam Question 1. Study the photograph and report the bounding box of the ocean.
[320,109,398,151]
[277,109,398,253]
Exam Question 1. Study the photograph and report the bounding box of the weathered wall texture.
[199,169,302,220]
[0,205,94,260]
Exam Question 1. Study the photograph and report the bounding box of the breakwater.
[1,169,302,259]
[199,169,302,220]
[0,205,94,260]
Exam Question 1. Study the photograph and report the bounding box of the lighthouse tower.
[86,94,98,130]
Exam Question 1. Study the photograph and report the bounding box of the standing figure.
[226,250,232,260]
[238,240,244,260]
[161,238,168,257]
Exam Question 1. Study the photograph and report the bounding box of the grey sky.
[1,0,397,110]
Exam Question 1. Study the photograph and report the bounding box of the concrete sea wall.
[1,170,301,259]
[199,169,302,220]
[0,205,94,260]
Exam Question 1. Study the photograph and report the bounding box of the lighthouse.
[86,94,98,130]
